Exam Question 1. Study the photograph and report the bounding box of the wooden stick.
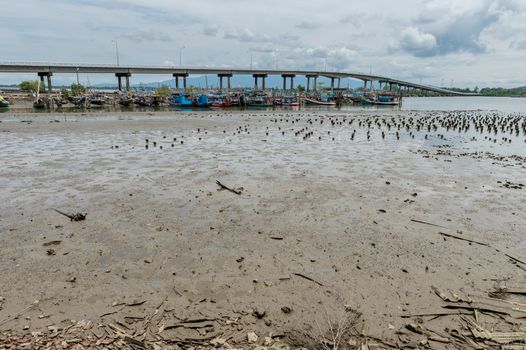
[293,272,324,286]
[216,180,242,195]
[411,219,447,228]
[438,232,489,247]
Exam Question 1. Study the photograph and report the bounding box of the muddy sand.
[0,110,525,349]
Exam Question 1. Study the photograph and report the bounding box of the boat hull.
[304,98,336,106]
[361,98,399,106]
[247,103,273,108]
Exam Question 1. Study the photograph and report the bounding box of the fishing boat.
[361,92,400,106]
[281,96,299,107]
[169,93,193,107]
[89,94,107,106]
[118,94,133,107]
[132,94,154,107]
[0,95,9,108]
[208,94,231,108]
[33,99,47,109]
[246,92,273,107]
[229,93,241,106]
[70,95,88,107]
[193,94,212,108]
[304,97,336,106]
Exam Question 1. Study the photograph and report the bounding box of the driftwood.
[216,180,242,195]
[438,231,489,246]
[410,219,446,228]
[54,209,86,221]
[293,272,324,286]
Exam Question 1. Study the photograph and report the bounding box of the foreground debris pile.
[397,281,526,349]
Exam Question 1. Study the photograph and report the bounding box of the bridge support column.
[252,74,267,90]
[337,78,341,89]
[218,73,233,91]
[173,73,189,92]
[313,76,317,92]
[38,72,53,92]
[363,80,367,96]
[116,73,131,92]
[281,74,295,93]
[330,77,335,91]
[306,76,310,91]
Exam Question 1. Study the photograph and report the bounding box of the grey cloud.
[512,40,526,50]
[72,0,198,24]
[202,25,220,37]
[282,46,356,70]
[397,27,437,57]
[120,31,172,43]
[224,28,299,46]
[250,47,276,53]
[295,21,319,30]
[224,28,272,43]
[399,1,515,57]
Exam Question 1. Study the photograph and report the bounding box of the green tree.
[155,84,171,98]
[71,83,86,95]
[20,80,45,93]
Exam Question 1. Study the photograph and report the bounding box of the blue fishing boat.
[193,94,212,107]
[170,93,193,107]
[361,92,400,106]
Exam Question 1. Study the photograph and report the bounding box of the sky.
[1,0,525,88]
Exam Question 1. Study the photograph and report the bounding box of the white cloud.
[398,27,437,56]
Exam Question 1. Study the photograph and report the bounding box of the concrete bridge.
[0,62,474,96]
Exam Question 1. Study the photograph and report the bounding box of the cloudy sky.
[1,0,525,87]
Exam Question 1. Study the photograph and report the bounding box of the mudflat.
[0,110,525,349]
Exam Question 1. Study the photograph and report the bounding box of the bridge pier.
[252,74,267,90]
[38,72,53,92]
[173,73,189,91]
[115,73,131,92]
[305,74,319,92]
[281,74,295,92]
[218,73,232,91]
[337,77,341,89]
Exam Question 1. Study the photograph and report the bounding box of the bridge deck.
[0,62,474,96]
